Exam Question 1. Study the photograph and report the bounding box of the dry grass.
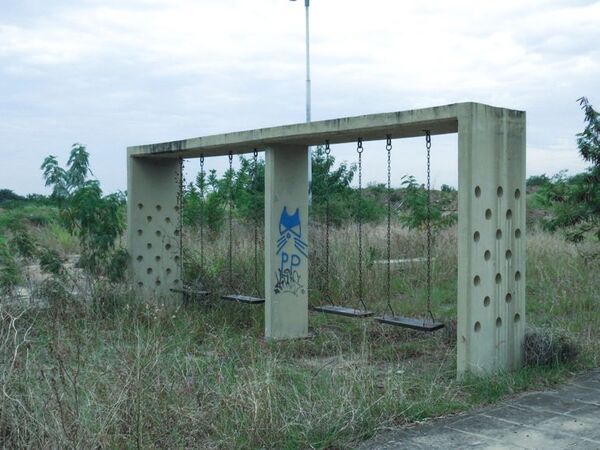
[0,222,599,448]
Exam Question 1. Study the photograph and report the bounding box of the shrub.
[524,327,579,367]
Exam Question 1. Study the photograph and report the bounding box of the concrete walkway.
[359,369,600,450]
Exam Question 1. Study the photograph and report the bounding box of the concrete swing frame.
[127,102,526,376]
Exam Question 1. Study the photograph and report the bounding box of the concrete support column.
[264,145,310,339]
[127,152,182,297]
[457,103,526,376]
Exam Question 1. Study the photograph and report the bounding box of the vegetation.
[0,225,597,448]
[41,144,126,277]
[529,97,600,242]
[182,145,456,231]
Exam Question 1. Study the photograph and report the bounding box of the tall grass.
[0,222,598,448]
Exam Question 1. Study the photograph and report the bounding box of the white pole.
[305,0,311,123]
[305,0,312,203]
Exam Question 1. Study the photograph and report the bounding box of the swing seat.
[313,305,374,318]
[221,294,265,304]
[375,315,444,332]
[170,287,210,296]
[169,286,210,302]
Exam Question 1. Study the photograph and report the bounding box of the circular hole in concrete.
[147,243,152,249]
[136,255,143,262]
[515,228,522,238]
[156,230,162,237]
[174,229,180,236]
[166,268,172,275]
[146,215,152,223]
[506,293,512,303]
[514,313,521,323]
[506,209,513,220]
[165,217,171,224]
[137,229,143,236]
[506,249,512,260]
[174,205,180,212]
[137,203,143,210]
[496,229,502,240]
[496,317,502,327]
[155,279,161,286]
[146,267,153,274]
[495,273,502,284]
[474,321,481,332]
[484,250,491,261]
[484,296,491,307]
[475,186,481,198]
[156,205,162,211]
[497,186,504,198]
[474,231,480,243]
[515,271,521,281]
[165,243,172,250]
[515,188,521,199]
[137,281,143,288]
[474,275,481,286]
[174,279,180,285]
[155,255,160,262]
[174,255,180,262]
[485,209,492,220]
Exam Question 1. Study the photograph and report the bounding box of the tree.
[41,144,126,277]
[398,175,456,230]
[540,98,600,241]
[0,189,24,204]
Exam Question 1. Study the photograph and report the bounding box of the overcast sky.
[1,0,599,195]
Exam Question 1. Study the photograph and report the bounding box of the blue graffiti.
[276,207,308,257]
[274,207,307,295]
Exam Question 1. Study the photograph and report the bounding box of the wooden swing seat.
[170,287,210,296]
[221,294,265,304]
[374,315,444,332]
[313,305,373,318]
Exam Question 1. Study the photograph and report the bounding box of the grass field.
[1,218,599,448]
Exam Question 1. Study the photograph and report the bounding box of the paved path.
[359,369,600,450]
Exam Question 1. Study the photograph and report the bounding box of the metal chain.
[425,131,435,323]
[199,154,205,271]
[178,158,184,283]
[228,151,233,288]
[253,149,259,294]
[324,140,331,300]
[386,135,395,317]
[357,138,367,311]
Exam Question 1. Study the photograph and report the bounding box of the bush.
[0,242,21,294]
[524,327,579,367]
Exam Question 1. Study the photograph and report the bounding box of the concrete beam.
[127,103,471,159]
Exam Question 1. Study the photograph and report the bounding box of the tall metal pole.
[290,0,312,201]
[305,0,311,123]
[305,0,312,202]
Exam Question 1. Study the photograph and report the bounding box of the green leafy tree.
[310,145,360,225]
[41,144,126,277]
[0,189,25,204]
[540,98,600,241]
[398,175,456,230]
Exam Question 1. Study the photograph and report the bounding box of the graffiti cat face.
[279,207,301,238]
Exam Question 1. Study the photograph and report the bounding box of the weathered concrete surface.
[264,144,309,339]
[358,369,600,450]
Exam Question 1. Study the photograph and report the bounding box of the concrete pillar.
[264,145,310,339]
[127,152,182,297]
[457,103,526,376]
